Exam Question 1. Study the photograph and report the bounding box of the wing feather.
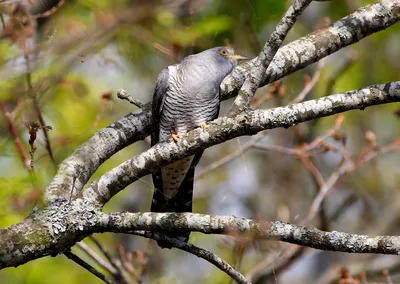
[151,67,170,146]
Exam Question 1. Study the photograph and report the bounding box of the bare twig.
[299,156,325,188]
[383,269,393,284]
[229,0,313,115]
[248,246,306,283]
[291,58,326,104]
[153,43,174,59]
[247,120,398,281]
[195,132,268,180]
[26,122,52,170]
[116,244,140,280]
[64,251,117,284]
[117,89,143,108]
[130,231,250,284]
[64,82,400,205]
[25,55,56,168]
[303,158,352,224]
[305,139,400,224]
[88,236,116,270]
[78,240,133,284]
[252,81,285,108]
[34,0,66,19]
[76,242,117,275]
[252,144,301,156]
[0,101,30,169]
[0,13,5,30]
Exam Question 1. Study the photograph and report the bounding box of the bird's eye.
[219,49,228,56]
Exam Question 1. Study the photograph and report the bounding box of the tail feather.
[151,152,203,248]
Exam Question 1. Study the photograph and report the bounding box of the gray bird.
[150,46,246,247]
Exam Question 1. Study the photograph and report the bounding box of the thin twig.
[137,242,152,284]
[89,236,116,269]
[86,237,134,283]
[116,244,140,281]
[76,242,117,275]
[34,0,66,19]
[0,13,5,30]
[25,55,56,168]
[299,156,325,188]
[247,126,399,281]
[229,0,313,115]
[247,246,306,282]
[64,251,117,284]
[383,269,393,284]
[117,89,143,108]
[0,101,31,170]
[252,81,285,108]
[291,58,325,104]
[303,159,351,224]
[252,144,300,156]
[305,139,400,224]
[153,43,174,59]
[195,132,267,180]
[131,231,250,284]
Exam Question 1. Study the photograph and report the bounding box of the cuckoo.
[150,46,247,247]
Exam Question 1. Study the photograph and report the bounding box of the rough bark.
[1,0,400,277]
[44,0,400,201]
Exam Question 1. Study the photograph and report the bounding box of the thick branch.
[80,82,400,204]
[2,201,400,268]
[99,212,400,255]
[221,0,400,100]
[44,0,400,201]
[45,104,152,201]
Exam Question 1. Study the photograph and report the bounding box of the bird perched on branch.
[150,46,247,247]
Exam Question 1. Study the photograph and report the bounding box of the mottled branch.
[98,212,400,255]
[79,82,400,204]
[3,203,400,269]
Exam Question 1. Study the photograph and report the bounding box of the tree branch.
[64,250,116,284]
[98,212,400,255]
[1,0,399,281]
[229,0,313,115]
[2,201,400,268]
[79,82,400,204]
[75,242,118,277]
[131,231,250,284]
[44,0,400,202]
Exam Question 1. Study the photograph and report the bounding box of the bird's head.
[203,46,247,70]
[214,46,248,67]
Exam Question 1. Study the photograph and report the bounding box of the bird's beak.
[228,54,248,60]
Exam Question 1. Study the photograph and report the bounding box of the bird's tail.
[151,164,196,248]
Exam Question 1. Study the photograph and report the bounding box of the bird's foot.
[171,133,181,143]
[199,122,207,130]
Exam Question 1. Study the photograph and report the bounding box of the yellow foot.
[200,122,207,130]
[171,133,181,143]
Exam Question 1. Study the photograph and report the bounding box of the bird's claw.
[171,133,181,143]
[199,122,207,130]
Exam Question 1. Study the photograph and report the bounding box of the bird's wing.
[151,67,170,146]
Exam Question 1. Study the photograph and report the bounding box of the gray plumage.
[150,46,246,247]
